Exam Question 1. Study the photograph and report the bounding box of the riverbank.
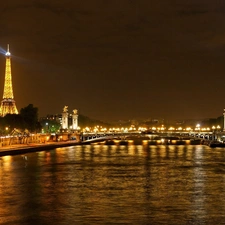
[0,141,81,157]
[0,138,216,157]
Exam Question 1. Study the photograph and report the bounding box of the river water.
[1,144,225,225]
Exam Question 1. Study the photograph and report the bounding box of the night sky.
[0,0,225,122]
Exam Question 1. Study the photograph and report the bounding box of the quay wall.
[0,133,79,148]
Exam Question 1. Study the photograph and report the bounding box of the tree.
[20,104,40,132]
[40,119,61,133]
[4,114,25,130]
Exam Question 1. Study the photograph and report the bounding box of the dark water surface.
[1,145,225,225]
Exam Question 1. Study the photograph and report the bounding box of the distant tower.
[0,44,18,116]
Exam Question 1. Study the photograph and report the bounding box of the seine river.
[1,144,225,225]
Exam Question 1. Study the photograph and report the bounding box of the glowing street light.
[195,124,200,131]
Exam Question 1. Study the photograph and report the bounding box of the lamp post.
[195,124,200,138]
[212,126,216,140]
[215,125,221,141]
[46,123,48,133]
[5,127,8,136]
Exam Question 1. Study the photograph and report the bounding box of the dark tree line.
[0,104,41,134]
[78,114,111,128]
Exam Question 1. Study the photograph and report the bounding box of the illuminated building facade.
[0,44,18,116]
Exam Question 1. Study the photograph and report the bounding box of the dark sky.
[0,0,225,122]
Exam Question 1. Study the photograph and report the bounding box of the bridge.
[80,130,221,145]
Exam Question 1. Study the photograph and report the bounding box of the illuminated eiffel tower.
[0,44,18,116]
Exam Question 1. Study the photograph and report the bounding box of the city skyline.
[0,1,225,121]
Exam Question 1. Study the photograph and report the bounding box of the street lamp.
[46,123,48,133]
[5,127,8,135]
[196,124,200,130]
[212,126,216,140]
[215,125,221,140]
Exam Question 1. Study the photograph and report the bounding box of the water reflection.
[1,145,225,224]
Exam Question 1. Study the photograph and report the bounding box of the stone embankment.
[0,141,80,157]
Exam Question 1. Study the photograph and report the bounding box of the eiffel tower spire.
[0,44,18,116]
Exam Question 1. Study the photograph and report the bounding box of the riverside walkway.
[0,141,80,157]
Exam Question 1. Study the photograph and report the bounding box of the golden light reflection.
[142,140,149,145]
[2,155,12,169]
[114,140,120,145]
[128,140,134,145]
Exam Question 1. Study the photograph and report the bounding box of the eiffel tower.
[0,44,18,116]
